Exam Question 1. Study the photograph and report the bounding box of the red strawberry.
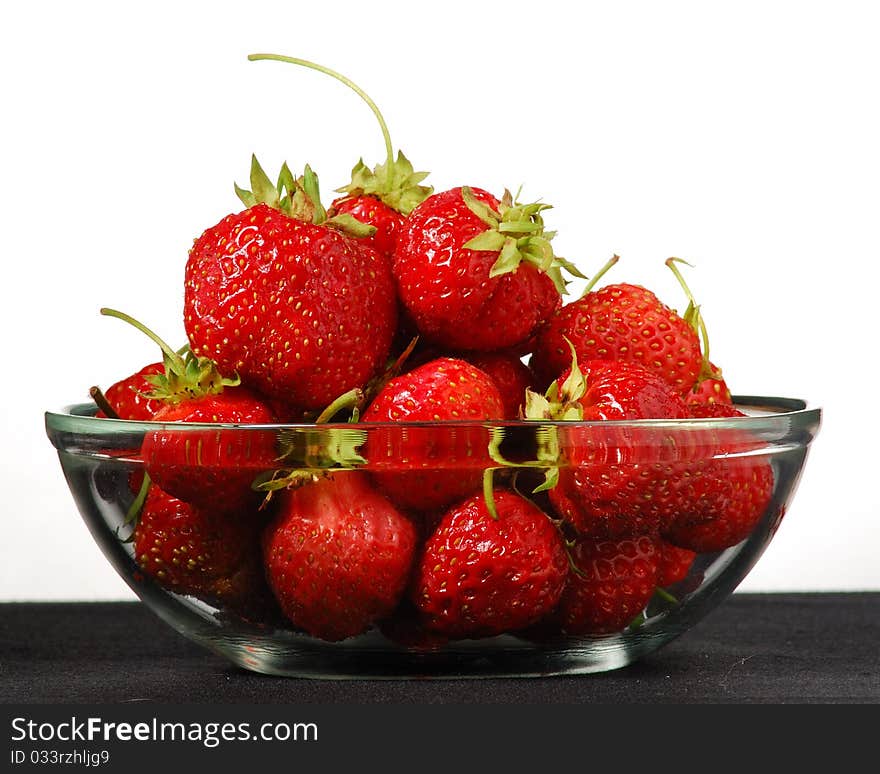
[393,186,583,352]
[328,195,405,259]
[657,540,697,587]
[248,54,432,260]
[459,351,535,419]
[526,356,704,539]
[143,388,277,513]
[94,362,166,420]
[329,151,432,259]
[531,256,703,393]
[662,463,774,552]
[262,471,417,642]
[410,488,568,638]
[101,308,278,512]
[686,365,733,407]
[134,485,274,618]
[656,403,775,552]
[552,534,661,635]
[361,356,505,512]
[185,161,397,411]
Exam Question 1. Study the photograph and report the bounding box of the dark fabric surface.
[1,594,878,704]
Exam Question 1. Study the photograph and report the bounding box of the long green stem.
[248,53,395,172]
[665,257,712,369]
[580,254,620,297]
[100,308,185,372]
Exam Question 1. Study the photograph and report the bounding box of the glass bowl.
[45,396,821,679]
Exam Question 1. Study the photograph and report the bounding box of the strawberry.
[94,362,165,420]
[459,351,535,420]
[526,354,703,539]
[185,160,397,412]
[262,471,417,642]
[143,388,278,512]
[101,308,278,512]
[661,404,775,553]
[329,150,432,259]
[530,256,704,393]
[552,534,661,635]
[393,186,584,352]
[686,363,732,407]
[361,357,505,511]
[328,194,406,259]
[134,484,274,619]
[248,54,432,260]
[410,488,568,638]
[657,540,697,587]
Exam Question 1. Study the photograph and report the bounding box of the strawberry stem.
[100,308,185,373]
[125,472,151,526]
[314,388,363,424]
[89,386,120,419]
[665,257,717,380]
[482,468,499,520]
[248,53,395,172]
[579,254,620,297]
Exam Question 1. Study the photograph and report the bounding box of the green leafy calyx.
[336,152,432,215]
[100,308,239,404]
[665,257,723,384]
[235,155,376,238]
[461,187,585,294]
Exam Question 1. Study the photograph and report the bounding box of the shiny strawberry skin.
[686,362,732,407]
[96,362,165,420]
[141,387,277,512]
[362,357,505,512]
[410,489,568,638]
[393,187,561,352]
[657,540,697,587]
[531,282,702,392]
[548,360,706,538]
[663,455,775,553]
[185,203,397,411]
[552,534,660,635]
[460,351,535,419]
[262,472,417,642]
[134,485,272,617]
[329,194,404,258]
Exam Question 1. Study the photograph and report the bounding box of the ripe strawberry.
[686,363,732,407]
[361,356,505,511]
[657,540,697,587]
[94,362,165,420]
[530,256,703,393]
[328,194,405,259]
[393,186,583,352]
[248,54,432,260]
[526,355,703,539]
[101,308,278,512]
[134,484,274,619]
[262,471,417,642]
[143,388,278,512]
[459,351,535,419]
[661,407,775,553]
[552,534,661,635]
[329,150,432,259]
[185,160,397,411]
[410,488,568,638]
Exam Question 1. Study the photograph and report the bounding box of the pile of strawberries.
[91,55,774,645]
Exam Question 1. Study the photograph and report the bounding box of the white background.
[1,0,877,600]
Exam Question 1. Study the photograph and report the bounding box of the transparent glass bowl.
[45,396,821,679]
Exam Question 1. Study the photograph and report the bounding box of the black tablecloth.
[1,594,878,704]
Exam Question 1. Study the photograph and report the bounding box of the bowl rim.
[45,395,822,433]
